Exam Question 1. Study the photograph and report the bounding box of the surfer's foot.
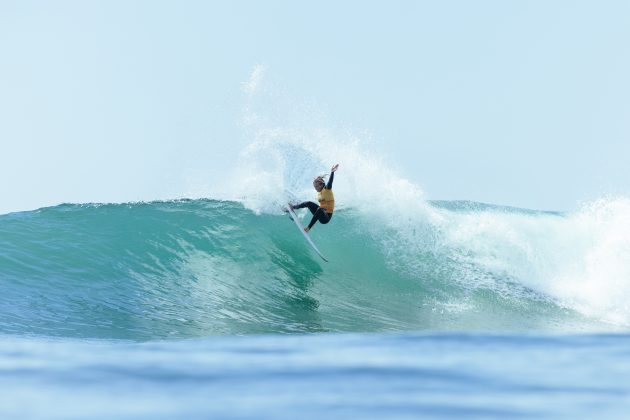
[304,227,310,233]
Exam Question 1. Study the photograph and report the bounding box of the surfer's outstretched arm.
[327,164,339,189]
[326,171,334,189]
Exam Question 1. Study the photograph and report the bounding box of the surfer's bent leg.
[294,202,332,229]
[294,201,319,214]
[307,208,331,229]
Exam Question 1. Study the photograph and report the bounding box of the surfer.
[290,164,339,233]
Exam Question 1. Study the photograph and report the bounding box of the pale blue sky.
[1,0,629,214]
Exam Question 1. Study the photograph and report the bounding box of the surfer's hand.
[331,164,339,172]
[304,227,310,233]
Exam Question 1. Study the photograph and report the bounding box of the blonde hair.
[313,174,328,186]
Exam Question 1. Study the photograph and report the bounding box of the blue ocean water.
[2,198,630,418]
[3,332,630,419]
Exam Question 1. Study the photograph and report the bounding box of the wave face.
[2,197,629,340]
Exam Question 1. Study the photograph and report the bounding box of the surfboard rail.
[286,205,328,262]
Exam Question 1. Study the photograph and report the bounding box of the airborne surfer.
[290,164,339,233]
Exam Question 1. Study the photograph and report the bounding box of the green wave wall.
[0,200,605,340]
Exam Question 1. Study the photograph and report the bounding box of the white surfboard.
[286,205,328,262]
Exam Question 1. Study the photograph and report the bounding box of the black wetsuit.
[293,171,334,230]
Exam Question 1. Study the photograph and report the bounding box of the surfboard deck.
[286,205,328,262]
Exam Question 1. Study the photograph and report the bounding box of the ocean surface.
[2,198,630,418]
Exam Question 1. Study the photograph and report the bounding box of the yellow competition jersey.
[317,188,335,213]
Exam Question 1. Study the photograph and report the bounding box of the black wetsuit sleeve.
[326,171,334,189]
